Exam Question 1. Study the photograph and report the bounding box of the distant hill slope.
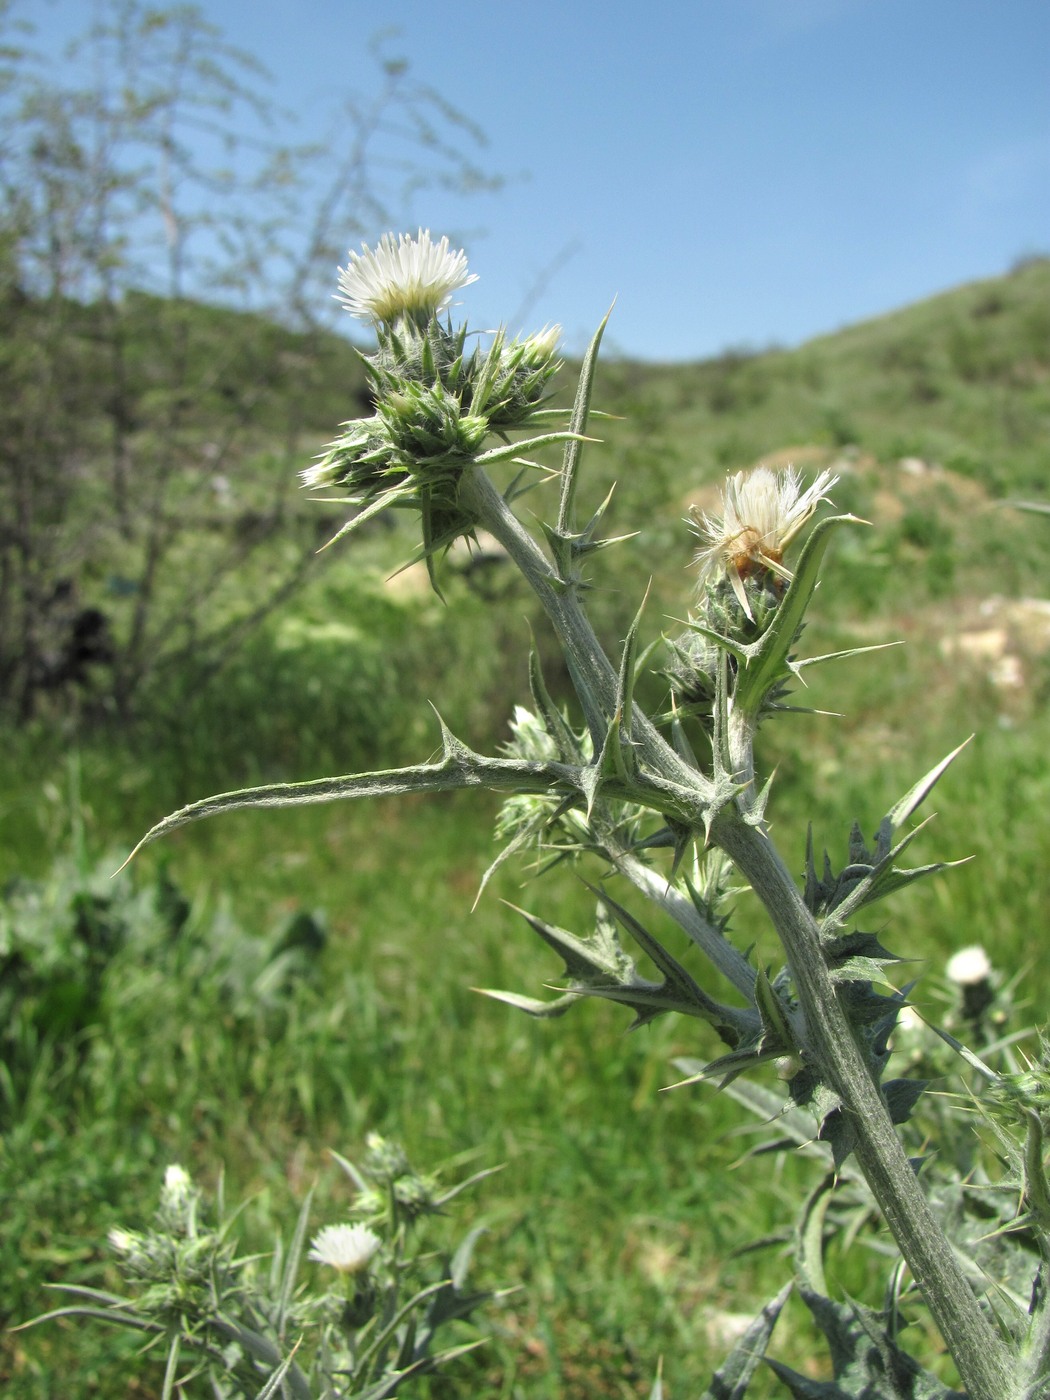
[9,261,1043,730]
[50,259,1047,503]
[595,255,1049,494]
[578,257,1050,627]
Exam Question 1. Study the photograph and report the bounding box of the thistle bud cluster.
[56,1142,497,1396]
[106,1165,233,1316]
[354,1132,439,1222]
[304,232,563,571]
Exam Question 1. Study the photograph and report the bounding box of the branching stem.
[462,458,1015,1400]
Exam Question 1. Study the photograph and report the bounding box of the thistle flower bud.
[305,416,400,493]
[484,325,563,429]
[363,1133,411,1184]
[161,1159,194,1215]
[358,1133,438,1220]
[379,382,488,461]
[108,1227,139,1254]
[392,1173,438,1220]
[516,323,562,367]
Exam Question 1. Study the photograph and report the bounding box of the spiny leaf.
[821,929,901,969]
[792,640,904,676]
[1023,1109,1050,1226]
[474,429,594,469]
[505,900,635,985]
[886,737,972,831]
[618,582,651,743]
[699,1283,791,1400]
[754,967,797,1054]
[118,727,581,871]
[796,1174,837,1297]
[767,1288,965,1399]
[475,986,580,1018]
[528,646,580,763]
[669,1041,783,1092]
[320,480,417,550]
[882,1078,928,1128]
[732,515,863,720]
[557,307,612,535]
[583,883,742,1029]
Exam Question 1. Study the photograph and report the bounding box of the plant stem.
[458,463,618,744]
[458,464,703,787]
[462,459,1016,1400]
[714,813,1013,1400]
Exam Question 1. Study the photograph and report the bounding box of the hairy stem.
[714,812,1013,1400]
[458,464,705,790]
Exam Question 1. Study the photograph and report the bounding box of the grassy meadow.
[3,256,1050,1397]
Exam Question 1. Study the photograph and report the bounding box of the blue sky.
[33,0,1050,360]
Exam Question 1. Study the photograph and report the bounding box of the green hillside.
[3,259,1050,1399]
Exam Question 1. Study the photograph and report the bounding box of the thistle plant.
[27,1138,501,1399]
[119,230,1050,1398]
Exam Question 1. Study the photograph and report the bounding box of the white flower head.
[690,466,837,619]
[162,1164,192,1203]
[946,945,993,986]
[308,1222,382,1274]
[336,229,477,325]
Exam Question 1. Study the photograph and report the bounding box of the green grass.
[3,259,1050,1397]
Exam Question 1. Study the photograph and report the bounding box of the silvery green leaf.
[557,308,612,536]
[475,986,581,1018]
[699,1283,791,1400]
[766,1288,965,1399]
[276,1190,313,1336]
[730,515,863,720]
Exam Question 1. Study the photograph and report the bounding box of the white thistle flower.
[162,1164,192,1202]
[946,945,992,986]
[308,1222,382,1274]
[690,466,837,619]
[336,229,477,325]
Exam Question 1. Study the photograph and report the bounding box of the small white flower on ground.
[691,466,837,619]
[336,229,477,325]
[162,1164,192,1202]
[308,1222,382,1274]
[946,945,992,986]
